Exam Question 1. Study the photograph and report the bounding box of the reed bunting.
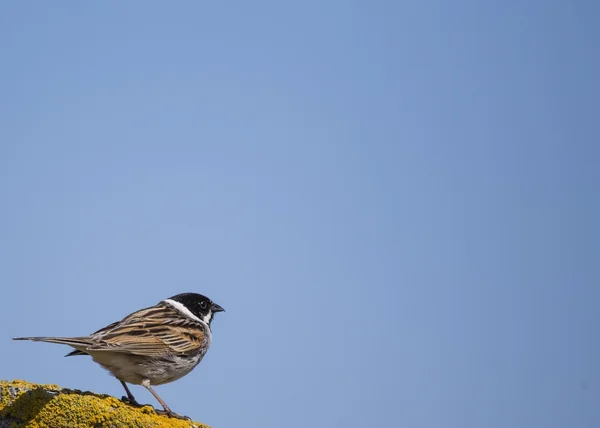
[14,292,224,419]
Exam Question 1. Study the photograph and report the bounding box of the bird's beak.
[211,303,225,313]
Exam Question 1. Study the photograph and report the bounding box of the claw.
[154,409,191,420]
[121,395,142,407]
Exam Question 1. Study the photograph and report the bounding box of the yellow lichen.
[0,380,209,428]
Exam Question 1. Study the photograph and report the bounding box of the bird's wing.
[86,304,206,357]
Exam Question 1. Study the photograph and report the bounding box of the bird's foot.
[121,395,143,407]
[155,408,191,420]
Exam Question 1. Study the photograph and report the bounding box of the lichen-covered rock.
[0,380,209,428]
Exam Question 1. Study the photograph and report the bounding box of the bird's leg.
[142,380,191,420]
[119,380,141,406]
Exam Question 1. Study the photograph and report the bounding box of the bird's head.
[167,293,225,326]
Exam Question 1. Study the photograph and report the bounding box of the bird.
[13,292,225,419]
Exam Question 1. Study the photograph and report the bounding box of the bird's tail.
[13,336,91,348]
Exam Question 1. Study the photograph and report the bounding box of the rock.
[0,380,209,428]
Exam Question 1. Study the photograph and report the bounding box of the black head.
[167,292,225,325]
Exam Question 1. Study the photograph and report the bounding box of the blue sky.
[1,1,599,427]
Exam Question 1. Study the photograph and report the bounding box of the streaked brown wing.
[154,323,205,354]
[91,304,168,336]
[86,303,205,357]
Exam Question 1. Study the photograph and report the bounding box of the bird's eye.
[200,301,207,309]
